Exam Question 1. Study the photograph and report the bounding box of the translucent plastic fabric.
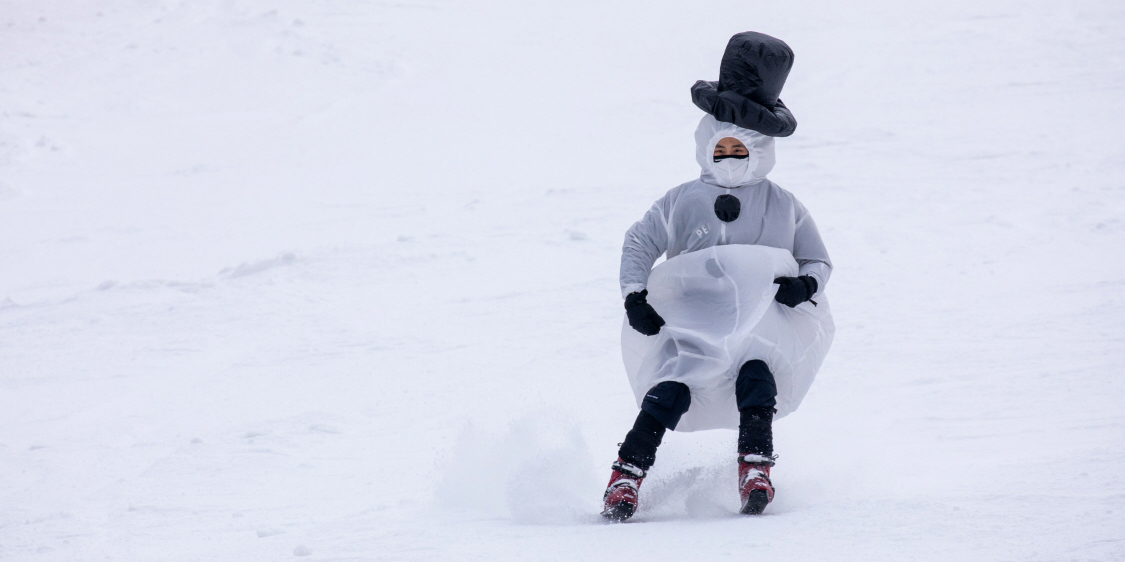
[621,245,834,432]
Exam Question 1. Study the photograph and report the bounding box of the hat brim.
[691,80,797,138]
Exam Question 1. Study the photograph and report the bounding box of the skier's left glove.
[773,276,818,308]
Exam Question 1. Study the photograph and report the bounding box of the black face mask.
[714,194,741,222]
[713,153,749,162]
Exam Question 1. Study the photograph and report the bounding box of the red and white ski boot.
[738,454,775,515]
[601,458,646,522]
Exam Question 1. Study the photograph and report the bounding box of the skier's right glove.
[625,290,665,336]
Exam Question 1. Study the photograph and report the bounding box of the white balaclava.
[694,114,776,188]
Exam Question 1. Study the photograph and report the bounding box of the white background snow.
[2,0,1123,560]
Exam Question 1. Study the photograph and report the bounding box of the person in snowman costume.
[602,32,833,521]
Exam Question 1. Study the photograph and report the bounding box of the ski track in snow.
[1,0,1124,560]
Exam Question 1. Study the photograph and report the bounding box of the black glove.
[773,276,818,308]
[625,290,665,336]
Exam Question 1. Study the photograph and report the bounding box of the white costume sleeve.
[619,196,671,298]
[792,199,832,297]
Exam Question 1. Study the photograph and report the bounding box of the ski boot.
[738,454,775,515]
[601,458,646,522]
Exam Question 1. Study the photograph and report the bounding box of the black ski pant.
[617,360,777,471]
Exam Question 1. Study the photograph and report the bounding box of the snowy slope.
[2,0,1123,560]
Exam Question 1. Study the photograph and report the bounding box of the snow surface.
[2,0,1123,560]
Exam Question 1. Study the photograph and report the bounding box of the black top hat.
[692,31,797,137]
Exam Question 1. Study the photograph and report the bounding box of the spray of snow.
[437,414,602,525]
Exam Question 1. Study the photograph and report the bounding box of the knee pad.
[736,360,777,410]
[640,381,691,430]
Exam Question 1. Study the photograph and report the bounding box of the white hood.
[694,114,776,187]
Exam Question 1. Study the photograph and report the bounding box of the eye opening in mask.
[713,153,750,162]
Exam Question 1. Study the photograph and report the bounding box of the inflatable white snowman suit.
[618,113,835,431]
